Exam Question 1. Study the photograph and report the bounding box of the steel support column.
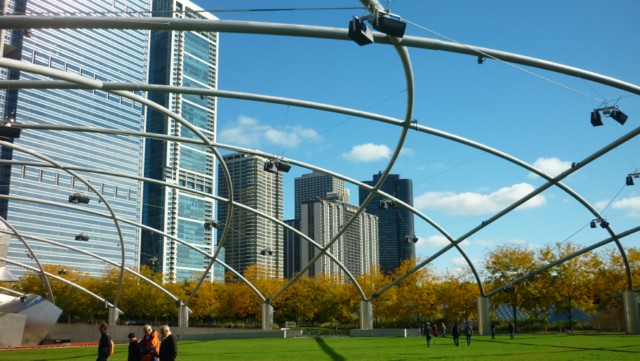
[178,302,189,328]
[262,301,273,330]
[623,291,640,334]
[477,296,491,336]
[360,300,373,330]
[108,306,119,326]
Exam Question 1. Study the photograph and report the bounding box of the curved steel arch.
[0,161,366,302]
[0,16,637,95]
[0,286,22,296]
[0,14,636,322]
[0,139,128,307]
[0,228,181,304]
[0,217,54,303]
[486,224,640,298]
[0,57,237,312]
[2,79,636,296]
[0,32,419,304]
[0,257,123,315]
[9,81,635,295]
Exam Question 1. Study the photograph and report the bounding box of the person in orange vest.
[139,324,160,361]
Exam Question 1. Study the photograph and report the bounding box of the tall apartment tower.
[359,173,415,274]
[0,0,150,275]
[141,0,219,282]
[285,171,349,278]
[300,199,378,280]
[217,153,284,278]
[294,171,349,219]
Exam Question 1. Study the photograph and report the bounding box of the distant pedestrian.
[465,322,473,346]
[440,322,447,337]
[451,323,460,346]
[96,322,114,361]
[128,332,141,361]
[433,323,439,337]
[159,325,178,361]
[491,323,496,340]
[508,322,515,339]
[424,322,433,348]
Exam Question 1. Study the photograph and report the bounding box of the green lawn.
[1,334,639,361]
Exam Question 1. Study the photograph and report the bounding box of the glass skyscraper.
[141,0,219,282]
[0,0,150,275]
[359,173,415,274]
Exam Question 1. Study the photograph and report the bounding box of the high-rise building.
[217,153,284,278]
[285,171,349,278]
[359,173,415,274]
[0,0,150,276]
[299,199,378,280]
[141,0,219,282]
[294,171,349,219]
[283,218,299,279]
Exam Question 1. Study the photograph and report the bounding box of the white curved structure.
[0,293,61,346]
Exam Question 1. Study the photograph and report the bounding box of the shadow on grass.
[314,338,346,361]
[476,337,640,354]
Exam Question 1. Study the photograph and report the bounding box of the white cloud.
[400,147,415,156]
[218,115,321,149]
[474,239,495,247]
[418,235,450,248]
[528,157,572,178]
[451,257,468,267]
[342,143,391,163]
[414,183,546,216]
[508,238,528,245]
[610,196,640,216]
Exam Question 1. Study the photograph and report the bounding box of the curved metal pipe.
[270,33,415,303]
[14,82,635,296]
[0,257,122,314]
[0,178,363,301]
[0,217,55,303]
[0,58,236,310]
[0,17,636,95]
[0,16,636,306]
[486,224,640,298]
[0,229,180,303]
[0,138,128,307]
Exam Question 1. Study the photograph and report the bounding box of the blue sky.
[198,0,640,274]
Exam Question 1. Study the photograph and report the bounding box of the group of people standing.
[423,321,473,348]
[96,323,178,361]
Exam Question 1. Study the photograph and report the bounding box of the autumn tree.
[484,244,544,329]
[437,270,479,324]
[538,242,595,331]
[388,259,440,327]
[354,265,395,327]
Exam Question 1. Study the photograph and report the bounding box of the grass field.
[1,333,639,361]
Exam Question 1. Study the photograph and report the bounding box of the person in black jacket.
[451,323,460,347]
[97,322,113,361]
[424,322,433,348]
[128,332,141,361]
[159,325,178,361]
